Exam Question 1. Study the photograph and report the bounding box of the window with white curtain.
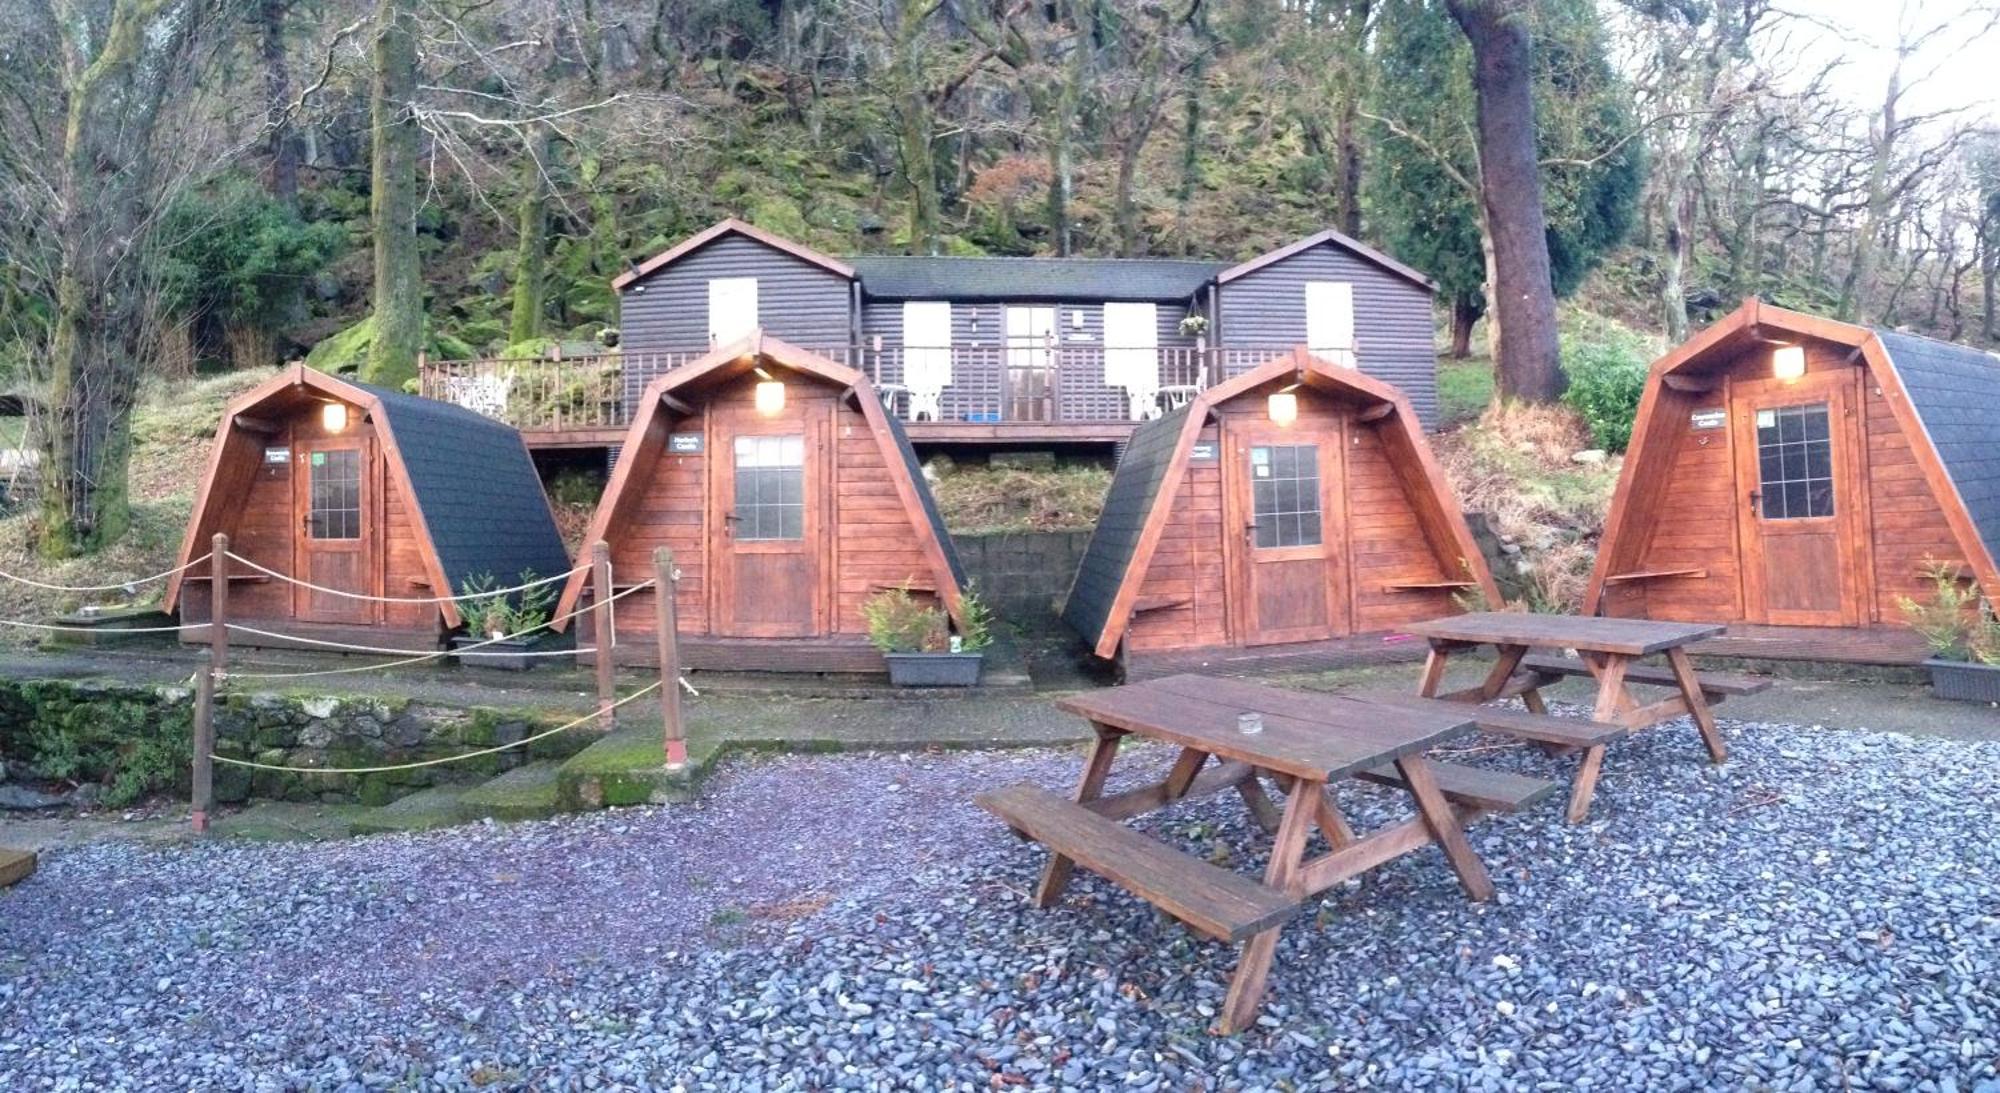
[1304,281,1355,366]
[708,277,759,345]
[900,301,953,394]
[1102,302,1159,393]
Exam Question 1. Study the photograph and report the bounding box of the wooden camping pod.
[163,364,571,650]
[1062,348,1499,671]
[551,332,967,672]
[1584,299,2000,663]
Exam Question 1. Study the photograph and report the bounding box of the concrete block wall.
[954,530,1094,629]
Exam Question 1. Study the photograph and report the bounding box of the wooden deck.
[1122,632,1432,681]
[1688,624,1930,667]
[522,426,626,450]
[581,636,887,674]
[902,421,1138,446]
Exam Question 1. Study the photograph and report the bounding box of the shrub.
[861,586,949,653]
[457,570,557,639]
[1896,558,1985,661]
[1560,333,1650,452]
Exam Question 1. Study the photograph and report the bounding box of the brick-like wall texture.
[954,531,1094,628]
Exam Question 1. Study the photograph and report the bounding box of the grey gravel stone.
[2,718,1998,1091]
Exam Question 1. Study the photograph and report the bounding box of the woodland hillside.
[1,0,1996,559]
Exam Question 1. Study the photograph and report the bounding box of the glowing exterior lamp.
[752,367,786,415]
[320,401,349,433]
[1267,388,1299,426]
[1772,345,1806,381]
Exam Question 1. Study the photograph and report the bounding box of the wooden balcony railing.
[420,343,1349,434]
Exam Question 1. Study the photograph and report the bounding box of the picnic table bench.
[1399,613,1771,823]
[976,673,1554,1033]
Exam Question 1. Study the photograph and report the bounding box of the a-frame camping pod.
[1584,299,2000,664]
[1063,347,1498,674]
[165,364,572,649]
[551,332,967,672]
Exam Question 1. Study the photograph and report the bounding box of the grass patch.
[1437,355,1496,427]
[1434,401,1620,613]
[929,463,1112,534]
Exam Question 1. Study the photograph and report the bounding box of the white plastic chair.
[445,372,515,419]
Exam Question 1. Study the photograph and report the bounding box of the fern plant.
[1896,558,1981,661]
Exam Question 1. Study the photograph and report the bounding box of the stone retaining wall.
[953,530,1093,628]
[0,678,576,808]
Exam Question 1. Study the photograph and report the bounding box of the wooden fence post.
[655,547,684,768]
[592,540,616,728]
[191,531,229,835]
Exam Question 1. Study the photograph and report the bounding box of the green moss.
[1437,356,1496,427]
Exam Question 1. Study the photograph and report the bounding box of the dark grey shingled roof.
[1874,330,2000,569]
[846,256,1224,302]
[351,382,574,602]
[1060,408,1192,649]
[880,411,967,591]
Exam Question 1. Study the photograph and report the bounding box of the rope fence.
[182,534,688,834]
[223,551,584,605]
[0,534,691,836]
[212,681,664,775]
[0,551,211,593]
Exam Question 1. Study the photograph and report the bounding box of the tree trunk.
[260,0,300,204]
[365,0,423,385]
[38,0,201,556]
[1172,2,1209,256]
[508,136,550,346]
[1660,172,1690,343]
[1046,0,1090,257]
[1446,0,1563,401]
[1449,295,1480,358]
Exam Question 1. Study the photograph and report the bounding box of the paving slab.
[348,785,473,836]
[455,761,564,823]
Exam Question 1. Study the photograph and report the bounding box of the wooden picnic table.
[1399,612,1768,823]
[976,673,1556,1034]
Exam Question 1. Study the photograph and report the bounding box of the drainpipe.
[849,279,863,374]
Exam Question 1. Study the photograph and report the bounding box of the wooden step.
[0,847,37,888]
[1465,705,1628,748]
[1353,760,1556,814]
[975,783,1298,943]
[1519,654,1771,697]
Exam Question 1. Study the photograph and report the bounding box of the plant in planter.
[452,570,558,671]
[1896,558,2000,702]
[862,584,992,686]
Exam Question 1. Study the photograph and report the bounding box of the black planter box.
[1926,658,2000,703]
[452,635,546,672]
[884,651,984,687]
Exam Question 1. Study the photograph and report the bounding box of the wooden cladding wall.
[602,375,937,645]
[1125,393,1459,652]
[1215,242,1439,427]
[619,234,854,414]
[182,411,435,632]
[1600,339,1961,626]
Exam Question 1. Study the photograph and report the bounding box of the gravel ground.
[3,716,1998,1091]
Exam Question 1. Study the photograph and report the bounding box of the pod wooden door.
[1223,425,1345,645]
[292,439,374,625]
[711,407,825,638]
[1729,371,1862,626]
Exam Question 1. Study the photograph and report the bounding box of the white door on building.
[900,300,953,421]
[708,277,759,346]
[1102,302,1160,419]
[1305,281,1356,366]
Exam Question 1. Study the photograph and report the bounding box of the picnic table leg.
[1163,748,1209,799]
[1417,644,1452,697]
[1478,644,1529,700]
[1394,754,1495,902]
[1666,647,1728,763]
[1565,655,1633,824]
[1218,778,1317,1034]
[1235,776,1283,834]
[1035,725,1122,908]
[1314,788,1356,849]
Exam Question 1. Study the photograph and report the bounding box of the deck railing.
[420,342,1347,433]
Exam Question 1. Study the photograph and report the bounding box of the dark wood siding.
[858,299,1201,422]
[1216,241,1439,428]
[618,234,854,413]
